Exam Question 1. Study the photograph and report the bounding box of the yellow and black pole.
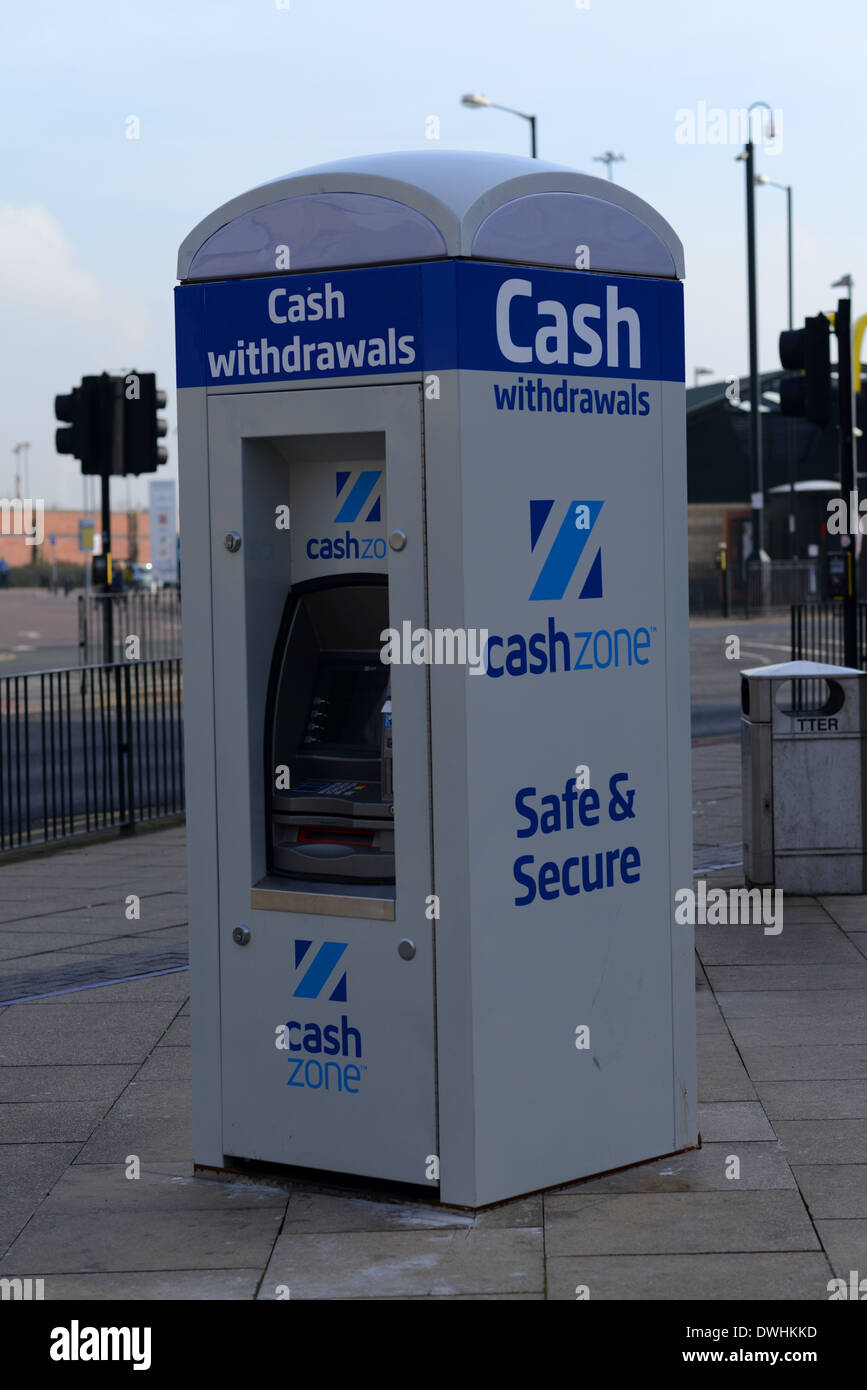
[716,542,730,618]
[855,314,867,396]
[100,471,113,665]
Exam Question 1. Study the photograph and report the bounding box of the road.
[689,615,792,739]
[0,588,82,673]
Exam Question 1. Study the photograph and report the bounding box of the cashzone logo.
[284,940,366,1094]
[305,469,386,561]
[530,499,603,602]
[481,496,657,678]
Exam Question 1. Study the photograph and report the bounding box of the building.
[0,509,151,570]
[686,372,866,609]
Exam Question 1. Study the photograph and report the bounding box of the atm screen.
[306,659,388,754]
[266,576,395,882]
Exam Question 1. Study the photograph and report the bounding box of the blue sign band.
[175,261,684,389]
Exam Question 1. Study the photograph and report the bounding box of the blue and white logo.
[334,470,382,524]
[293,939,347,1002]
[529,500,603,601]
[285,940,364,1092]
[305,471,386,560]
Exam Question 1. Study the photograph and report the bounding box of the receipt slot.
[176,150,696,1207]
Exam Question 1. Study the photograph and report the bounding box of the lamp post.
[593,151,625,181]
[736,101,776,563]
[460,94,537,157]
[693,367,714,388]
[756,173,795,554]
[12,442,30,500]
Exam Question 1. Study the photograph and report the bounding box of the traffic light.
[778,313,832,426]
[54,373,168,475]
[122,373,168,475]
[54,377,107,470]
[55,375,116,474]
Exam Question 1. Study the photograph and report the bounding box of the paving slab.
[564,1142,794,1193]
[793,1165,867,1219]
[473,1197,543,1229]
[39,1163,289,1213]
[74,1079,193,1163]
[698,1101,776,1142]
[728,1018,867,1047]
[280,1192,476,1232]
[35,1270,262,1300]
[545,1252,832,1300]
[0,1206,284,1274]
[697,1034,756,1101]
[0,999,181,1065]
[544,1191,818,1256]
[717,989,867,1019]
[0,1143,80,1235]
[260,1226,544,1299]
[0,1100,109,1142]
[706,962,867,991]
[695,926,858,966]
[0,1063,135,1102]
[160,1014,190,1046]
[136,1047,192,1081]
[738,1045,867,1081]
[0,910,185,937]
[819,897,867,926]
[695,997,729,1036]
[813,1219,867,1279]
[0,945,159,974]
[774,1120,867,1165]
[754,1080,867,1121]
[0,932,119,960]
[10,973,190,1006]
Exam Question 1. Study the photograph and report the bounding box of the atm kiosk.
[176,150,696,1208]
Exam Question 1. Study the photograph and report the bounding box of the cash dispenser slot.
[265,575,394,884]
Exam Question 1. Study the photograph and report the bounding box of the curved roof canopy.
[178,150,683,282]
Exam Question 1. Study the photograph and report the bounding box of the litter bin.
[175,149,696,1207]
[742,659,867,893]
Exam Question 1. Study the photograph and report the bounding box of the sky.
[1,0,864,508]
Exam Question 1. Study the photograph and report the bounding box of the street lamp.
[12,442,30,500]
[593,151,625,181]
[736,100,776,562]
[693,367,714,388]
[460,94,537,157]
[756,172,795,554]
[755,175,793,330]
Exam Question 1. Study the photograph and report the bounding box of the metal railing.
[790,601,867,669]
[688,564,724,616]
[78,589,182,665]
[745,560,819,615]
[0,659,184,852]
[690,560,820,617]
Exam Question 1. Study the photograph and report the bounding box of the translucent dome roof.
[178,149,683,283]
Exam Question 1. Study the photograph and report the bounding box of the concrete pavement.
[1,745,866,1299]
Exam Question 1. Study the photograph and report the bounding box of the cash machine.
[175,150,696,1207]
[265,575,394,882]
